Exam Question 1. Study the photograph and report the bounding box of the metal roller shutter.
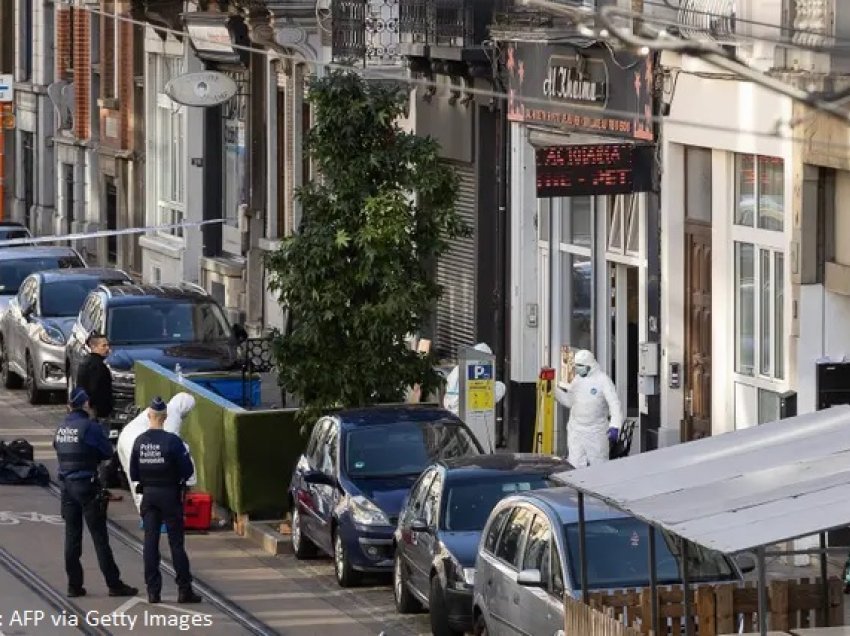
[435,161,477,360]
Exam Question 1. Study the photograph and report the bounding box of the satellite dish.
[165,72,237,107]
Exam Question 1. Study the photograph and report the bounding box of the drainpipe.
[494,55,510,448]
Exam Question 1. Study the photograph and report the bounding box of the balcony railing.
[677,0,736,43]
[332,0,400,66]
[399,0,497,51]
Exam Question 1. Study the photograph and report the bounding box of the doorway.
[105,179,117,265]
[608,263,640,418]
[682,146,713,440]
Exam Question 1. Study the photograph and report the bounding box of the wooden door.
[683,221,712,440]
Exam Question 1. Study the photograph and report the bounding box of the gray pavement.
[0,389,430,636]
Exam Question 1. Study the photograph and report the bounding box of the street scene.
[3,1,850,636]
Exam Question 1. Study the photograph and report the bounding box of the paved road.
[0,389,431,636]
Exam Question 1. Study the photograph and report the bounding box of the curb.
[244,519,291,556]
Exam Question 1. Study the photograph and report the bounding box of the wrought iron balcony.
[399,0,498,60]
[332,0,400,67]
[676,0,736,44]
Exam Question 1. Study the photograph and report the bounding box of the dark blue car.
[392,453,572,636]
[288,405,483,587]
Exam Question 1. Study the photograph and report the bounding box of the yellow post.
[534,367,556,454]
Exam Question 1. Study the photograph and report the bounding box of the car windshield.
[0,256,84,295]
[107,300,231,345]
[344,421,480,478]
[41,279,119,317]
[441,475,553,532]
[0,230,31,241]
[563,518,735,590]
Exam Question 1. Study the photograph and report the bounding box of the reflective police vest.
[135,431,181,487]
[54,410,100,476]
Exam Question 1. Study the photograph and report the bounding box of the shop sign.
[506,42,654,141]
[165,72,237,108]
[535,143,654,197]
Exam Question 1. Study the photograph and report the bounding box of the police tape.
[0,218,227,247]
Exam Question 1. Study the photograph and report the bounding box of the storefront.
[502,40,658,453]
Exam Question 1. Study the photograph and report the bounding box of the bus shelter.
[553,405,850,636]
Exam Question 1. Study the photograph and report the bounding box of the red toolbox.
[184,492,213,531]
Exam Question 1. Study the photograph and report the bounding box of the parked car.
[289,406,484,587]
[393,453,572,636]
[0,246,86,316]
[0,221,34,245]
[65,282,247,425]
[0,268,132,403]
[472,487,745,636]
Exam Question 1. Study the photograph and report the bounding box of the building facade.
[493,4,661,453]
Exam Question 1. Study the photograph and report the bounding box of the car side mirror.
[303,470,336,487]
[517,568,543,587]
[410,518,430,534]
[232,324,248,343]
[735,554,756,574]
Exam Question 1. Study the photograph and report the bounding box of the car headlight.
[446,556,475,590]
[107,367,134,385]
[37,324,66,346]
[349,495,391,526]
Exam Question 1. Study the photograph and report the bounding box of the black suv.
[65,282,247,422]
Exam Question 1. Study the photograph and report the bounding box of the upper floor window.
[734,154,785,232]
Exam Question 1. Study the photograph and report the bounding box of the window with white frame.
[149,54,185,237]
[733,154,785,382]
[607,195,640,257]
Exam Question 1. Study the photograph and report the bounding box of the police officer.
[54,387,138,599]
[130,397,201,604]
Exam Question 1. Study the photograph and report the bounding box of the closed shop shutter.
[435,161,477,359]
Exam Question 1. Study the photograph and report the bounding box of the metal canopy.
[553,405,850,554]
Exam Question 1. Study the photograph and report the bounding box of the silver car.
[0,246,85,317]
[0,268,131,403]
[472,487,743,636]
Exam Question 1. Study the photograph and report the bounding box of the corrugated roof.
[552,405,850,554]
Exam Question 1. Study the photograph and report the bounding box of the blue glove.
[608,427,620,443]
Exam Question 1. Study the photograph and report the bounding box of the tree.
[266,71,467,419]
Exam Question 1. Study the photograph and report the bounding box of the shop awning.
[553,405,850,554]
[183,12,245,66]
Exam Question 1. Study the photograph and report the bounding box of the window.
[0,256,85,295]
[551,540,565,598]
[484,508,511,554]
[685,146,712,223]
[106,300,231,345]
[41,279,113,318]
[441,475,551,532]
[18,0,33,81]
[495,507,532,567]
[306,419,330,463]
[404,470,436,524]
[17,278,37,314]
[735,154,784,231]
[151,54,185,237]
[102,2,119,100]
[735,242,784,380]
[522,514,551,573]
[319,425,338,475]
[608,195,639,256]
[344,421,480,477]
[223,82,248,228]
[421,473,443,528]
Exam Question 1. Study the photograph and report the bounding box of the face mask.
[576,365,590,378]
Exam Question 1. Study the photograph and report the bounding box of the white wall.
[509,124,540,383]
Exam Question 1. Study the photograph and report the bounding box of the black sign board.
[506,42,655,142]
[535,144,654,197]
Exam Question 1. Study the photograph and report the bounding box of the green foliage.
[266,71,467,420]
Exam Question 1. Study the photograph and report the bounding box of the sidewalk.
[1,394,429,636]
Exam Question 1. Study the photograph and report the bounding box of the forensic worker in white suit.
[117,393,197,512]
[555,349,623,468]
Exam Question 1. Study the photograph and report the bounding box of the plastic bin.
[184,492,213,531]
[189,375,261,407]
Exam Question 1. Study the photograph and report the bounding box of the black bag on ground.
[8,438,34,462]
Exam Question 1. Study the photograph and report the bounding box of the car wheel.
[290,506,317,559]
[333,530,360,588]
[0,339,21,389]
[393,551,421,614]
[25,355,44,405]
[473,613,490,636]
[430,575,463,636]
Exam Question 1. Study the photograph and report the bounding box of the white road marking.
[112,595,209,617]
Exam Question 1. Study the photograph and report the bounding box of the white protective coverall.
[443,342,506,416]
[555,349,623,467]
[116,392,198,512]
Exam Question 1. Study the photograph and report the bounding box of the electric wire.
[56,0,850,160]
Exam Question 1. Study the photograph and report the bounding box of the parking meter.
[458,345,496,452]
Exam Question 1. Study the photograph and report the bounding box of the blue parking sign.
[467,363,493,380]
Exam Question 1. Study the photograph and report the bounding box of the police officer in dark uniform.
[130,397,201,604]
[54,387,138,599]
